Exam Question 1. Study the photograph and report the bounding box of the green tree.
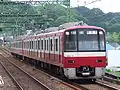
[108,23,120,32]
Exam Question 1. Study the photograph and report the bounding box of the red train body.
[11,22,107,80]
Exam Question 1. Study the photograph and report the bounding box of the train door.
[47,38,50,62]
[33,38,35,58]
[38,38,41,60]
[36,38,38,59]
[34,38,37,59]
[59,36,63,65]
[26,40,29,56]
[41,38,44,61]
[31,39,34,58]
[44,37,49,62]
[54,36,59,64]
[28,39,30,57]
[29,39,32,57]
[49,37,54,64]
[21,40,24,55]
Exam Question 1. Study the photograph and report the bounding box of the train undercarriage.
[11,52,105,81]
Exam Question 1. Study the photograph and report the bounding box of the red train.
[11,22,107,80]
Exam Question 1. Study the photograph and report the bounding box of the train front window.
[64,30,77,51]
[64,29,105,51]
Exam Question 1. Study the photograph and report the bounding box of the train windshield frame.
[64,28,106,52]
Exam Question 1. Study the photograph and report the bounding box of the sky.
[107,50,120,67]
[71,0,120,13]
[11,0,120,13]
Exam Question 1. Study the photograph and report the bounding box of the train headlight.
[96,60,102,63]
[68,60,75,63]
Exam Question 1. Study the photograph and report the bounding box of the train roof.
[13,22,105,41]
[36,22,105,35]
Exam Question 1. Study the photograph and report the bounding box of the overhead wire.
[83,0,107,19]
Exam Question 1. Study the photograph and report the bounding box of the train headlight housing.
[96,60,102,63]
[68,60,75,63]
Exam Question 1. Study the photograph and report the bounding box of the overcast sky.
[71,0,120,13]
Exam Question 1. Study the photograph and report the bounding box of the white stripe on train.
[64,52,106,57]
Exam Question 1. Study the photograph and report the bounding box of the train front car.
[63,26,106,80]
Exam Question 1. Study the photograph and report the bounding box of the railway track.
[0,48,86,90]
[0,52,50,90]
[65,79,119,90]
[104,72,120,84]
[1,47,120,90]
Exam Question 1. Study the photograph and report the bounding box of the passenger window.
[38,40,40,49]
[55,39,58,51]
[45,40,46,50]
[50,39,52,51]
[47,40,48,50]
[34,41,36,49]
[41,40,43,50]
[36,41,37,49]
[32,41,33,49]
[30,41,31,49]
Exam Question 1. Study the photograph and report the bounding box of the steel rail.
[0,53,51,90]
[96,80,120,90]
[1,48,84,90]
[0,62,24,90]
[3,48,119,90]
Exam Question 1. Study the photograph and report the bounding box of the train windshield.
[64,29,105,51]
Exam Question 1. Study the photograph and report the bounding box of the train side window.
[38,40,40,49]
[36,40,38,49]
[39,40,41,50]
[25,42,26,49]
[24,42,25,49]
[28,41,29,49]
[34,41,36,49]
[45,40,46,50]
[41,40,43,50]
[32,41,33,49]
[29,41,31,49]
[29,41,30,49]
[26,41,28,49]
[33,41,34,49]
[18,42,19,48]
[30,41,32,49]
[16,42,17,48]
[33,41,35,49]
[59,36,62,53]
[47,39,48,50]
[27,42,28,49]
[50,39,53,51]
[26,42,27,49]
[38,40,39,49]
[21,42,22,48]
[20,42,21,48]
[23,42,24,48]
[31,41,32,49]
[55,39,58,51]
